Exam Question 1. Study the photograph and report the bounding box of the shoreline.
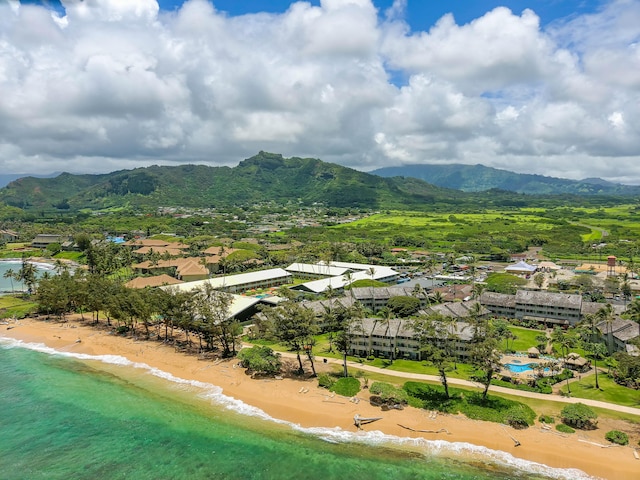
[1,317,639,480]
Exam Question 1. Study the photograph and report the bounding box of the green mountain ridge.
[0,152,461,211]
[371,163,640,195]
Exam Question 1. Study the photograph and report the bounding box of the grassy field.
[0,295,37,319]
[504,326,547,352]
[559,374,640,408]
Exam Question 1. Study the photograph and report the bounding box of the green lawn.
[501,326,551,353]
[559,374,640,408]
[0,296,38,319]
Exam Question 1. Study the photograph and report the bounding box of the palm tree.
[596,304,616,354]
[551,327,576,395]
[342,271,355,301]
[584,342,608,390]
[3,268,15,295]
[625,298,640,324]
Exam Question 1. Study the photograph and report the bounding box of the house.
[31,234,66,249]
[125,275,184,289]
[0,230,19,242]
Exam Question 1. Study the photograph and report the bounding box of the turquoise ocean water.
[0,260,55,294]
[0,338,593,480]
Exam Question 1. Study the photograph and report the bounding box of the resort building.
[349,286,429,313]
[514,290,582,325]
[420,301,490,320]
[163,268,292,294]
[290,262,399,294]
[31,234,67,249]
[285,263,350,280]
[125,274,184,289]
[348,318,475,360]
[596,318,640,354]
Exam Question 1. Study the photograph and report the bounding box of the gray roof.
[515,290,582,309]
[350,318,475,342]
[351,286,418,301]
[582,302,625,316]
[420,301,490,319]
[479,291,516,308]
[597,318,640,342]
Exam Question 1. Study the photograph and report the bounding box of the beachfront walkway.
[304,353,640,417]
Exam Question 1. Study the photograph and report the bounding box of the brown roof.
[176,260,208,277]
[134,246,184,256]
[123,239,170,247]
[125,274,183,289]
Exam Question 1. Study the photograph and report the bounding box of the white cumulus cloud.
[0,0,639,184]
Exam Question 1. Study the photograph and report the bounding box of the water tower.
[607,255,617,277]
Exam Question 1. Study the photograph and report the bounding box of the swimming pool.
[504,363,550,374]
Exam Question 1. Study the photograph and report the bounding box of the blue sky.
[4,0,640,182]
[28,0,607,28]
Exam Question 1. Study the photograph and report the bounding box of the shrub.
[556,424,575,434]
[317,373,335,389]
[605,430,629,446]
[560,403,598,429]
[505,407,531,429]
[330,377,360,397]
[237,346,282,375]
[369,382,409,405]
[538,415,555,424]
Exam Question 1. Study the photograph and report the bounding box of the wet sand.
[2,316,639,480]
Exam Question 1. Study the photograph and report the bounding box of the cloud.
[0,0,639,184]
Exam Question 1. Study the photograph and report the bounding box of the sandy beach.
[1,316,639,480]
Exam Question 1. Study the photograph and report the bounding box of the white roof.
[285,263,349,276]
[293,275,354,294]
[163,268,291,292]
[227,295,261,319]
[292,266,399,294]
[505,261,537,273]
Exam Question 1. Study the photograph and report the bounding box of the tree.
[584,342,608,389]
[333,329,353,378]
[238,346,282,376]
[386,295,421,317]
[470,331,502,400]
[263,301,319,375]
[612,351,640,388]
[413,313,456,399]
[624,298,640,324]
[190,283,237,357]
[533,272,545,289]
[3,267,15,295]
[17,257,37,294]
[596,303,616,354]
[560,403,597,429]
[551,327,576,395]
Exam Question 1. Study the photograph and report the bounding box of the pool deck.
[499,353,560,380]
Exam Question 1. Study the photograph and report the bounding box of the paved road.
[310,354,640,417]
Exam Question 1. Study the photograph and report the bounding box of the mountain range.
[0,154,634,213]
[371,163,640,195]
[0,152,461,211]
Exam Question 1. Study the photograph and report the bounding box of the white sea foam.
[0,336,600,480]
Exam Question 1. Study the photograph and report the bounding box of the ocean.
[0,260,55,294]
[0,338,594,480]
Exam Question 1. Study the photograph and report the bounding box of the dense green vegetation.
[372,163,640,196]
[402,382,536,427]
[605,430,629,445]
